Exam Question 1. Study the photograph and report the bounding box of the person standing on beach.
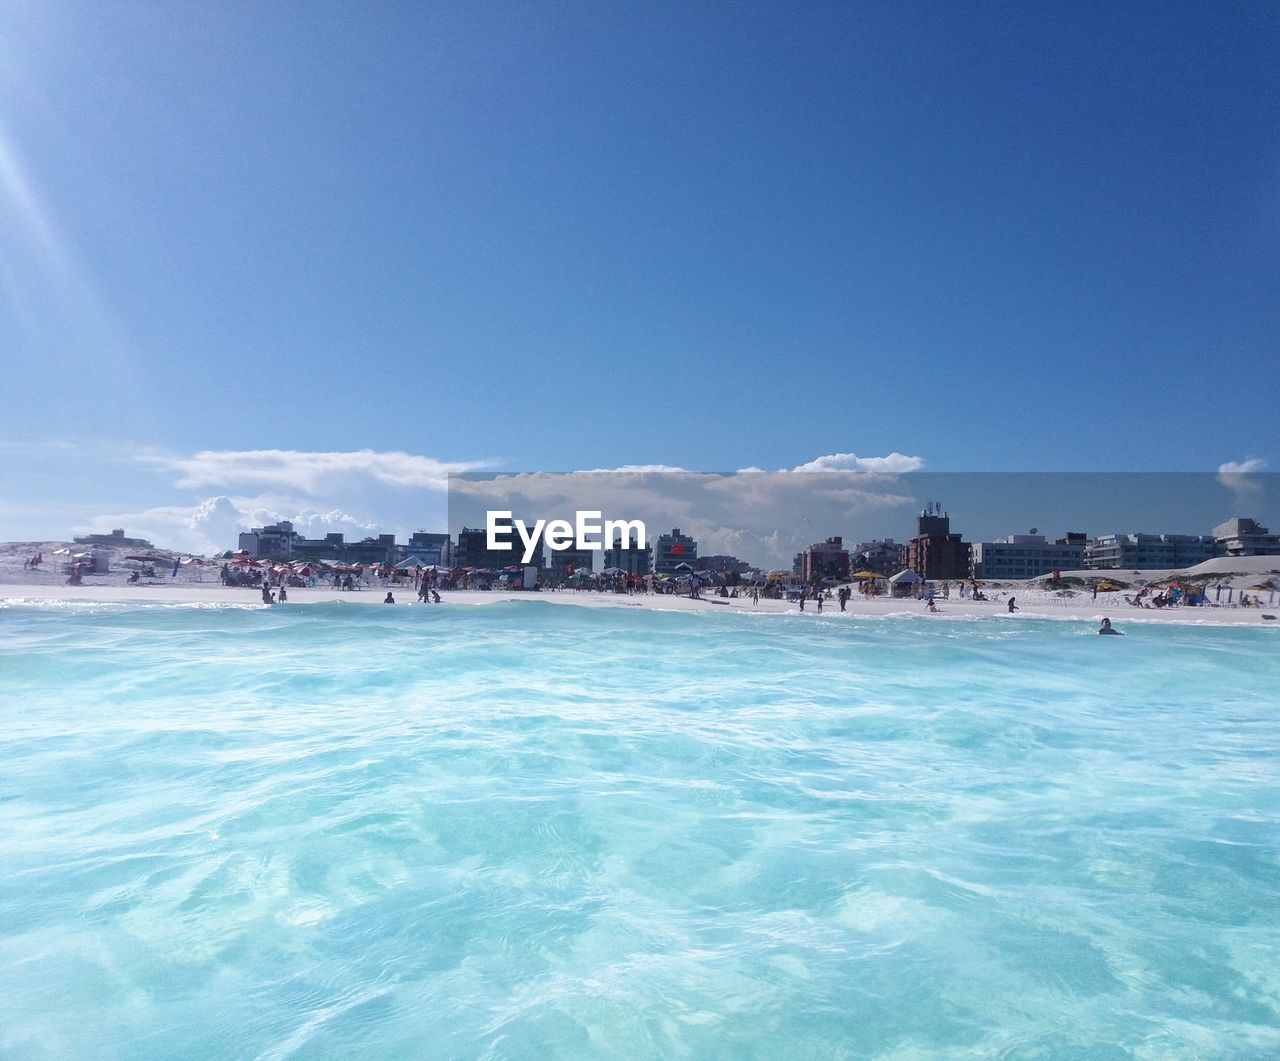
[1007,597,1018,613]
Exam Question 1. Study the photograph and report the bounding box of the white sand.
[3,540,1277,628]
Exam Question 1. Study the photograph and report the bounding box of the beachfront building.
[800,537,851,583]
[853,539,904,576]
[548,547,594,582]
[238,521,299,560]
[602,531,652,575]
[652,528,698,575]
[292,532,348,563]
[1213,517,1280,557]
[74,528,155,549]
[1084,533,1221,570]
[455,518,544,571]
[346,535,399,566]
[697,554,751,576]
[970,534,1085,580]
[907,504,970,580]
[405,531,453,568]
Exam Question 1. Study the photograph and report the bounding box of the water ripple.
[1,601,1277,1056]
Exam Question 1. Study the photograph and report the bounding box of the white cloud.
[570,464,693,475]
[68,448,929,562]
[88,495,380,555]
[1218,458,1268,495]
[787,452,924,474]
[447,456,924,567]
[147,448,499,494]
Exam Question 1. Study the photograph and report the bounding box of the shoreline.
[3,581,1276,628]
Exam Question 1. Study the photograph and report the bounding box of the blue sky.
[1,1,1276,552]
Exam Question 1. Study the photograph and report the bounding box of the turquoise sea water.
[1,599,1278,1058]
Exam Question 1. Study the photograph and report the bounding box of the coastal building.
[853,539,904,576]
[548,547,594,582]
[238,521,299,560]
[292,532,347,563]
[800,537,850,583]
[455,518,544,570]
[405,531,453,568]
[696,554,751,576]
[1084,533,1221,570]
[1213,517,1280,557]
[970,534,1085,580]
[346,535,399,565]
[602,531,652,575]
[73,528,155,549]
[906,503,970,580]
[652,528,698,575]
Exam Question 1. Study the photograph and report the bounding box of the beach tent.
[888,570,923,598]
[396,555,435,569]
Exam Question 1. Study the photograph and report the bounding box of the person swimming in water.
[1098,617,1121,634]
[384,592,395,604]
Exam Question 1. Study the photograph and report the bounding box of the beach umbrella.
[849,571,878,580]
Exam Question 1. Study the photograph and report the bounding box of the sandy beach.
[4,540,1278,628]
[3,579,1277,628]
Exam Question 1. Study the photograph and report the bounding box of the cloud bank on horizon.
[8,445,1273,564]
[68,447,927,560]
